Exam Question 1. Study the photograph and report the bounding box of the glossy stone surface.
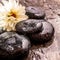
[0,32,31,59]
[28,20,54,43]
[16,19,42,34]
[26,6,45,19]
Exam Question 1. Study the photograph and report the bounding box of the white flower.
[0,0,28,31]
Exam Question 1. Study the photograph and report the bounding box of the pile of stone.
[0,6,54,60]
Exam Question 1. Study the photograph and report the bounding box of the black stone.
[28,20,54,44]
[0,32,31,60]
[26,6,45,19]
[15,19,43,34]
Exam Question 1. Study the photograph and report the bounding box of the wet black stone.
[26,6,45,19]
[15,19,43,34]
[27,20,54,44]
[0,32,31,60]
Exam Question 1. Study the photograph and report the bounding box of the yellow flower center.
[8,11,17,18]
[0,0,28,31]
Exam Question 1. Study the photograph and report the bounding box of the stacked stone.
[0,6,54,60]
[16,6,54,44]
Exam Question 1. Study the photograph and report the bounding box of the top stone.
[26,6,45,19]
